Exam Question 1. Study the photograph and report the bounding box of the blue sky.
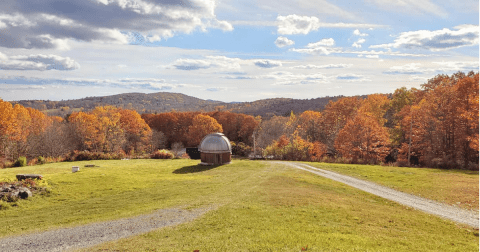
[0,0,478,102]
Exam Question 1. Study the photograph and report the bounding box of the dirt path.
[279,162,479,228]
[0,206,216,252]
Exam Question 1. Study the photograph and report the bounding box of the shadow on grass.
[173,164,221,174]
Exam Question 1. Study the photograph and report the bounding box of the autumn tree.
[397,72,479,169]
[318,97,362,154]
[389,87,415,146]
[335,113,390,163]
[118,108,152,153]
[296,110,322,142]
[208,111,259,145]
[186,114,223,146]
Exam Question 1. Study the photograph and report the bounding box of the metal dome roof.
[199,133,232,154]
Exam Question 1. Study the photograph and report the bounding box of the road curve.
[278,161,479,228]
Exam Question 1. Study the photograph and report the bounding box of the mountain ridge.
[11,92,367,118]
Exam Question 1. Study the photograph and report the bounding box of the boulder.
[0,185,32,201]
[16,174,43,180]
[16,187,32,199]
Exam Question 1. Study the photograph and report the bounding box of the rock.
[0,185,32,201]
[16,187,32,199]
[16,174,43,180]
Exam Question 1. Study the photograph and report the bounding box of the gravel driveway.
[279,161,479,228]
[0,205,216,252]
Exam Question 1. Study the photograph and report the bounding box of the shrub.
[13,156,27,167]
[181,153,191,159]
[232,142,252,157]
[37,156,46,164]
[150,149,174,159]
[65,150,125,161]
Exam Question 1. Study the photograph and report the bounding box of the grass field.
[302,162,479,211]
[0,159,478,251]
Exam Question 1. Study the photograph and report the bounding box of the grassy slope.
[302,162,479,211]
[0,160,478,251]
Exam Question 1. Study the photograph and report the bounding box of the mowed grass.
[0,159,263,237]
[79,161,477,252]
[1,160,478,251]
[302,162,479,211]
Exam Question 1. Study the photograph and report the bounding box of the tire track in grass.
[278,161,479,228]
[0,206,217,252]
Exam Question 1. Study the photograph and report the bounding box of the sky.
[0,0,478,102]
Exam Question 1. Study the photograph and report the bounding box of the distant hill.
[12,92,368,118]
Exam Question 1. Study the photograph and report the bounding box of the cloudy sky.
[0,0,478,102]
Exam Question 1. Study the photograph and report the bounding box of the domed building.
[199,133,232,165]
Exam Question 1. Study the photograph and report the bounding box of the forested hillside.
[11,92,222,118]
[11,92,357,119]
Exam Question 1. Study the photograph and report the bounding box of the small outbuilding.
[199,133,232,165]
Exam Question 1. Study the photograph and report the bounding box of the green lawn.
[301,161,479,210]
[0,159,478,251]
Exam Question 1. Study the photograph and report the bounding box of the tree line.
[0,72,478,170]
[257,72,479,169]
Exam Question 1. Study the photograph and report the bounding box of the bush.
[37,156,46,164]
[13,156,27,167]
[65,150,125,161]
[150,149,174,159]
[231,142,252,157]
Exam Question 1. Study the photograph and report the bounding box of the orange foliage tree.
[187,114,223,146]
[118,108,152,153]
[397,72,479,168]
[335,113,390,163]
[296,111,322,142]
[318,97,362,153]
[208,111,259,145]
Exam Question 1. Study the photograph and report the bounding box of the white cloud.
[353,29,368,37]
[277,15,321,35]
[307,38,335,47]
[276,14,384,35]
[291,64,353,69]
[275,36,295,48]
[370,25,479,51]
[0,0,233,49]
[290,38,338,55]
[172,59,212,70]
[0,53,80,71]
[352,38,366,48]
[365,55,379,58]
[254,60,283,68]
[171,56,242,71]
